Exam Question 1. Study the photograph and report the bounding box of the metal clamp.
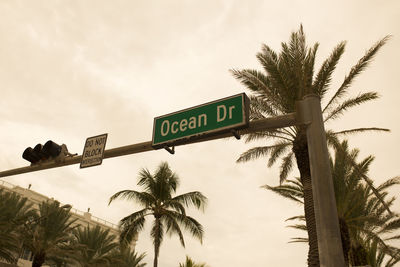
[164,146,175,154]
[231,130,241,140]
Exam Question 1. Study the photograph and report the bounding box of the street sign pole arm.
[0,113,297,178]
[0,156,82,178]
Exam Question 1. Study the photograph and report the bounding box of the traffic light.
[42,140,62,158]
[22,140,71,165]
[22,147,41,164]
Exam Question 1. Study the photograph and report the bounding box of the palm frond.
[287,224,308,231]
[236,144,286,163]
[333,127,390,136]
[323,92,379,122]
[230,69,270,95]
[108,190,155,207]
[285,28,310,97]
[267,141,291,167]
[262,182,303,204]
[323,35,390,112]
[169,192,207,211]
[288,237,308,243]
[230,69,285,112]
[137,168,156,192]
[155,161,180,194]
[119,214,146,244]
[304,43,319,95]
[73,225,118,265]
[0,189,35,263]
[179,256,208,267]
[163,200,186,215]
[279,151,294,183]
[376,176,400,192]
[120,208,150,227]
[385,234,400,242]
[379,217,400,234]
[168,211,204,244]
[350,162,392,215]
[249,95,279,118]
[0,235,19,263]
[244,130,293,143]
[313,41,346,96]
[162,212,185,247]
[325,130,341,149]
[357,227,389,250]
[285,215,305,222]
[257,44,287,93]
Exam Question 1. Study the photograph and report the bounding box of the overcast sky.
[1,1,400,266]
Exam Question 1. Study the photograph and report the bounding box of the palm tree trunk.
[153,218,161,267]
[293,131,320,267]
[32,252,46,267]
[154,244,159,267]
[349,244,368,266]
[339,217,350,266]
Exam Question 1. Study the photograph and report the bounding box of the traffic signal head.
[22,147,41,164]
[22,140,63,165]
[42,140,62,158]
[33,144,47,160]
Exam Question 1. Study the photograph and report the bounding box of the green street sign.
[152,93,249,148]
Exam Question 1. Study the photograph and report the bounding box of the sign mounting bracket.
[164,146,175,155]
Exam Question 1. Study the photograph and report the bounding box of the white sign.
[80,134,108,168]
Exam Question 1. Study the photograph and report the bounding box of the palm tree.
[179,256,208,267]
[22,200,77,267]
[265,141,400,266]
[231,25,390,266]
[109,162,207,267]
[111,243,147,267]
[0,188,35,263]
[72,224,119,266]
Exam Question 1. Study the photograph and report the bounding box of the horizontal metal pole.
[0,113,297,178]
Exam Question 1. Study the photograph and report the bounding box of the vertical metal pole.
[299,94,345,267]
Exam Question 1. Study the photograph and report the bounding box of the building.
[0,180,135,267]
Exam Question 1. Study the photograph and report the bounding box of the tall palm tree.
[109,162,207,267]
[73,224,118,267]
[0,188,35,263]
[179,256,208,267]
[265,141,400,266]
[232,25,390,266]
[22,200,77,267]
